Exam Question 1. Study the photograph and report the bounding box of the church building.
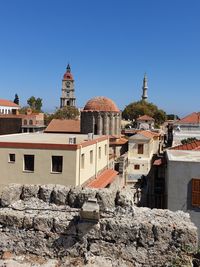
[60,64,76,108]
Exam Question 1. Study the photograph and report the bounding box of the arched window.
[29,120,33,125]
[24,119,27,125]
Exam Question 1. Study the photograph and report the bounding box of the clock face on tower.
[65,81,70,88]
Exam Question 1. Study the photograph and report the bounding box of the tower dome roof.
[84,96,120,112]
[63,64,73,80]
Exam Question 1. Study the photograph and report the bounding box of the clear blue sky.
[0,0,199,117]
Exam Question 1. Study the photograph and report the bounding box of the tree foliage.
[27,96,42,111]
[44,106,80,126]
[14,94,19,105]
[122,100,166,126]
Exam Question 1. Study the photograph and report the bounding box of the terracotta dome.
[84,96,120,112]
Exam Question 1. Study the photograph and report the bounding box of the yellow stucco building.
[0,133,109,187]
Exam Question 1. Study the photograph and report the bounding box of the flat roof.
[0,133,108,150]
[167,149,200,162]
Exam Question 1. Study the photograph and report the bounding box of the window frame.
[8,153,15,163]
[23,154,34,172]
[90,150,93,164]
[81,153,85,169]
[51,156,63,173]
[98,147,101,159]
[134,164,140,170]
[192,178,200,207]
[138,144,144,154]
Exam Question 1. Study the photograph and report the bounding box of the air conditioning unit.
[69,136,76,144]
[88,133,94,140]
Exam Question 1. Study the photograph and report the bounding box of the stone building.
[21,108,45,133]
[81,96,121,136]
[166,141,200,240]
[136,115,155,130]
[60,64,76,108]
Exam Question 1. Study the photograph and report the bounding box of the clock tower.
[60,64,76,108]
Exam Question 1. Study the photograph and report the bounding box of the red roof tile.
[178,112,200,124]
[0,99,19,108]
[137,115,155,121]
[170,140,200,151]
[87,169,118,188]
[138,130,160,138]
[45,119,80,133]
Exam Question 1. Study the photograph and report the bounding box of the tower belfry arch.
[60,64,76,108]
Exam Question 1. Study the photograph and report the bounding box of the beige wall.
[128,139,154,176]
[77,139,109,185]
[0,148,77,186]
[128,140,152,158]
[0,138,109,187]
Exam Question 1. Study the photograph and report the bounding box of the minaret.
[141,73,148,101]
[60,64,76,108]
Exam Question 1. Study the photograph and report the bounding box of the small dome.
[84,96,120,112]
[63,72,73,80]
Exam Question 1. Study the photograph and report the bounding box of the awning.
[87,169,118,189]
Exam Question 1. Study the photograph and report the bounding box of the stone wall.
[0,184,198,267]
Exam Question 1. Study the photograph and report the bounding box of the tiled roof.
[0,99,19,108]
[170,140,200,151]
[177,112,200,124]
[137,115,155,121]
[109,137,128,145]
[83,96,120,112]
[87,169,118,188]
[138,130,160,138]
[45,119,80,133]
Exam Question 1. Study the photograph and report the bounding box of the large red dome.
[84,96,120,112]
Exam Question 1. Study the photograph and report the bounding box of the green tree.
[45,106,80,126]
[13,94,19,105]
[27,96,42,111]
[122,100,166,126]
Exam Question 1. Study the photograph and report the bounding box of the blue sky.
[0,0,199,117]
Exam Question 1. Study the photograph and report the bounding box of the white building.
[166,141,200,239]
[127,130,161,183]
[0,99,20,115]
[0,133,113,188]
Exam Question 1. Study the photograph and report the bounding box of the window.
[134,164,140,170]
[9,154,15,163]
[24,155,34,172]
[90,150,93,164]
[105,144,107,156]
[81,153,85,168]
[138,144,144,154]
[29,120,33,125]
[192,178,200,207]
[24,119,27,125]
[98,147,101,159]
[52,156,63,173]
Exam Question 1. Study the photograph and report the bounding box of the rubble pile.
[0,184,198,267]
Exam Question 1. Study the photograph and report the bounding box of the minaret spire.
[142,73,148,101]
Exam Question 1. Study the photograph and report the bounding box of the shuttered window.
[138,144,144,154]
[192,178,200,207]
